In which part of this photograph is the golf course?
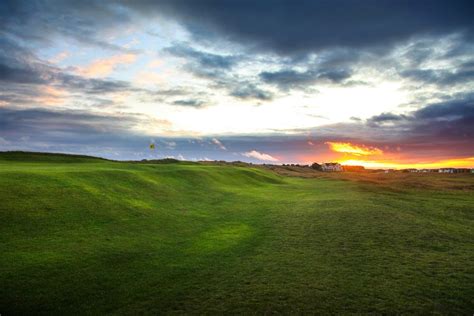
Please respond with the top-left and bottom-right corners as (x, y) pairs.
(1, 152), (473, 314)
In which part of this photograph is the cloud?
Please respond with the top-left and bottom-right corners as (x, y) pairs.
(414, 96), (474, 120)
(393, 36), (474, 87)
(148, 59), (162, 68)
(142, 87), (207, 106)
(0, 0), (135, 52)
(7, 1), (470, 58)
(49, 51), (70, 64)
(141, 0), (474, 56)
(76, 54), (137, 77)
(0, 103), (472, 165)
(172, 99), (206, 107)
(0, 107), (143, 136)
(165, 44), (238, 69)
(367, 93), (474, 127)
(211, 138), (226, 150)
(0, 62), (49, 84)
(260, 68), (351, 90)
(0, 136), (10, 146)
(0, 106), (175, 159)
(0, 38), (139, 107)
(325, 142), (383, 156)
(160, 140), (176, 149)
(0, 38), (53, 85)
(163, 43), (273, 101)
(366, 112), (408, 126)
(242, 150), (278, 162)
(59, 74), (134, 95)
(228, 84), (273, 100)
(400, 64), (474, 86)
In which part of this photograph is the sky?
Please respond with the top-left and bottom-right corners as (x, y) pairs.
(1, 0), (474, 168)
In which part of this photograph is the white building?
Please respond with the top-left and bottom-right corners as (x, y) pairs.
(321, 162), (343, 172)
(439, 168), (455, 173)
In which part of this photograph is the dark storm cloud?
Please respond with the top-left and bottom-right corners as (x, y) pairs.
(1, 2), (471, 67)
(144, 0), (474, 95)
(128, 0), (474, 56)
(6, 1), (470, 56)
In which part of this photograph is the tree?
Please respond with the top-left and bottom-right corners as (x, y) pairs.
(311, 162), (322, 171)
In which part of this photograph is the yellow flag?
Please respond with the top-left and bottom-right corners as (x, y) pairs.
(149, 143), (155, 150)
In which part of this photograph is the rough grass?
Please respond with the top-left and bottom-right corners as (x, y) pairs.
(0, 152), (473, 314)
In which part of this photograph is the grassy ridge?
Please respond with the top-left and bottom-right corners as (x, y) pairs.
(0, 152), (473, 314)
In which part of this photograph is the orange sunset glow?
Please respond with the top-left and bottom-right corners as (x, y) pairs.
(322, 141), (474, 169)
(339, 158), (474, 169)
(325, 142), (383, 156)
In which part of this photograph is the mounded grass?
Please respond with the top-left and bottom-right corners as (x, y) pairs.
(1, 152), (473, 314)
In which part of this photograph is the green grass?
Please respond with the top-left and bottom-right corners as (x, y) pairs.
(0, 152), (473, 314)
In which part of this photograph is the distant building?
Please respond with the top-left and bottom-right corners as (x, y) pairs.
(439, 168), (455, 173)
(438, 168), (473, 173)
(321, 162), (343, 172)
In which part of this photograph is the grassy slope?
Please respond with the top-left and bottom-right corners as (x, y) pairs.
(0, 152), (473, 314)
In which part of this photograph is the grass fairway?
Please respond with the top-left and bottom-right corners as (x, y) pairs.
(1, 152), (473, 314)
